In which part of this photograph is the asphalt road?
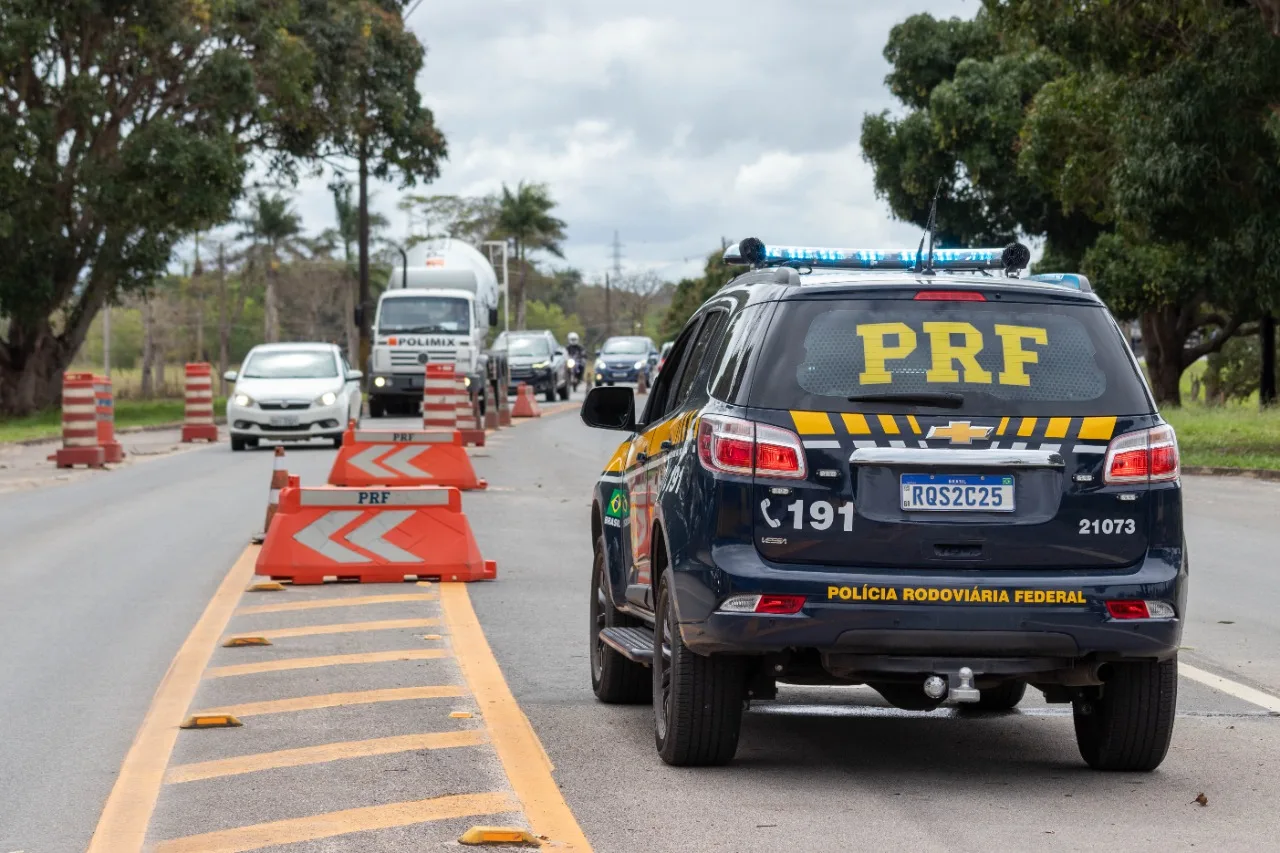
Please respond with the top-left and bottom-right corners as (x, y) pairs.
(1, 399), (1278, 852)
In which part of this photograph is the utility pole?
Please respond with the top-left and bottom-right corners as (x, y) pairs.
(604, 273), (612, 337)
(102, 303), (110, 376)
(611, 230), (624, 279)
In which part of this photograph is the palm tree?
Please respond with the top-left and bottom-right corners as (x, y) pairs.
(237, 190), (305, 343)
(494, 181), (567, 329)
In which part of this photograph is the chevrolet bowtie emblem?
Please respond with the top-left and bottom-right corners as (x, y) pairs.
(927, 421), (993, 445)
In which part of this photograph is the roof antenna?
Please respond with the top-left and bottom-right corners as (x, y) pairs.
(913, 178), (944, 276)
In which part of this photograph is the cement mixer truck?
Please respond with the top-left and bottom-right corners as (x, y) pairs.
(366, 237), (501, 418)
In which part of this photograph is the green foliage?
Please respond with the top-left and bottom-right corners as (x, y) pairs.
(862, 1), (1280, 404)
(523, 300), (584, 345)
(494, 182), (568, 328)
(661, 249), (737, 340)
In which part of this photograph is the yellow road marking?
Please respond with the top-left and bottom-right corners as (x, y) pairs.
(237, 593), (435, 615)
(440, 584), (592, 851)
(206, 648), (447, 678)
(223, 617), (439, 642)
(194, 686), (468, 718)
(165, 730), (485, 784)
(87, 546), (260, 853)
(153, 792), (519, 853)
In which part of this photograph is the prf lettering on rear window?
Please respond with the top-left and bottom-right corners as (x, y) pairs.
(855, 322), (1048, 386)
(358, 491), (392, 504)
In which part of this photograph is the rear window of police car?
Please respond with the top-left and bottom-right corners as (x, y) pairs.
(748, 298), (1150, 416)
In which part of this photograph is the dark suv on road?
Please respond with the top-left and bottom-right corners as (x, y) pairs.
(494, 330), (570, 403)
(582, 240), (1185, 771)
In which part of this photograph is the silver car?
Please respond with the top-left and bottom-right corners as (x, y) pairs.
(224, 343), (363, 451)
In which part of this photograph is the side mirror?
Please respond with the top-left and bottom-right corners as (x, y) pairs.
(555, 348), (565, 356)
(347, 369), (363, 381)
(594, 349), (602, 357)
(223, 370), (238, 382)
(648, 354), (659, 365)
(581, 386), (635, 432)
(488, 307), (499, 326)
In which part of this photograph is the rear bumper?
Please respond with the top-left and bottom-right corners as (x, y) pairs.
(674, 545), (1187, 664)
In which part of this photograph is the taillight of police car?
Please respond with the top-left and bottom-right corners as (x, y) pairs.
(718, 594), (807, 615)
(1105, 600), (1176, 619)
(1103, 424), (1179, 485)
(697, 414), (807, 479)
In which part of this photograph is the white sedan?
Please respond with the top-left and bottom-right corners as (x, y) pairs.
(224, 343), (363, 451)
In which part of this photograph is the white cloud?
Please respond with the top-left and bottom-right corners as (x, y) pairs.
(284, 0), (979, 281)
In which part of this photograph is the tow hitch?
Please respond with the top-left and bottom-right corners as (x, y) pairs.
(923, 667), (982, 704)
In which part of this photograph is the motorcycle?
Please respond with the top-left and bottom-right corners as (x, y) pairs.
(567, 354), (585, 392)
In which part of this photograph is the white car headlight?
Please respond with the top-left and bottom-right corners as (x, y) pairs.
(595, 359), (605, 371)
(633, 359), (646, 370)
(316, 391), (338, 406)
(233, 393), (253, 407)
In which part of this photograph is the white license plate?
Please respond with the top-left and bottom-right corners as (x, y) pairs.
(268, 415), (300, 427)
(900, 473), (1015, 512)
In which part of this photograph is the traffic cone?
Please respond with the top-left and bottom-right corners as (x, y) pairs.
(512, 382), (541, 418)
(251, 447), (289, 544)
(636, 369), (649, 396)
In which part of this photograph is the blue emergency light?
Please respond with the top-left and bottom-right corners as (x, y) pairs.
(723, 238), (1028, 273)
(1027, 272), (1092, 292)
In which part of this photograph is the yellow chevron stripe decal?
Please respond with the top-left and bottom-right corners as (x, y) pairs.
(996, 416), (1010, 436)
(790, 410), (835, 435)
(906, 415), (922, 435)
(841, 413), (871, 435)
(1045, 417), (1071, 439)
(1078, 416), (1117, 441)
(878, 414), (900, 435)
(1016, 417), (1038, 437)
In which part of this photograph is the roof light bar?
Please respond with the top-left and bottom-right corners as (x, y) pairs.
(723, 238), (1030, 273)
(1028, 273), (1093, 293)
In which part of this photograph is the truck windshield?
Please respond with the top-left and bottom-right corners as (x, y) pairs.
(379, 296), (470, 334)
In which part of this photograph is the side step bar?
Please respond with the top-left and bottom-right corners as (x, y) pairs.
(600, 626), (655, 666)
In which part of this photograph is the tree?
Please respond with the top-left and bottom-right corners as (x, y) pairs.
(661, 248), (737, 340)
(400, 193), (500, 246)
(236, 191), (306, 343)
(295, 0), (447, 374)
(494, 182), (568, 329)
(0, 0), (326, 414)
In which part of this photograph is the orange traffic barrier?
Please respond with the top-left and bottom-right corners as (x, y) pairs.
(512, 382), (541, 418)
(423, 363), (458, 431)
(455, 373), (485, 446)
(327, 425), (486, 490)
(255, 484), (497, 584)
(55, 372), (106, 468)
(182, 363), (218, 442)
(93, 375), (125, 463)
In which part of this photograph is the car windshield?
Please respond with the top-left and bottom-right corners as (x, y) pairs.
(503, 336), (551, 356)
(241, 351), (338, 379)
(602, 339), (647, 355)
(378, 296), (469, 334)
(749, 297), (1151, 416)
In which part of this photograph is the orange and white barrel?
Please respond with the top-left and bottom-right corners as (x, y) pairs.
(181, 362), (218, 442)
(94, 374), (125, 463)
(54, 373), (106, 468)
(423, 363), (459, 431)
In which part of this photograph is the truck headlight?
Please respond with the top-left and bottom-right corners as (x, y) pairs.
(316, 391), (338, 406)
(373, 376), (387, 388)
(233, 393), (253, 407)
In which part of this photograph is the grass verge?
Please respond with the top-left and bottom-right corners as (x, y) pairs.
(0, 398), (226, 444)
(1162, 405), (1280, 471)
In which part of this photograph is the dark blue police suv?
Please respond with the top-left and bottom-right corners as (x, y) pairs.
(581, 239), (1185, 771)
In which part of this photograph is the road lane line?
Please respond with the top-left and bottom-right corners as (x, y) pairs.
(236, 592), (436, 615)
(164, 730), (486, 783)
(1180, 663), (1280, 713)
(206, 648), (447, 678)
(223, 617), (440, 641)
(153, 791), (519, 853)
(194, 685), (468, 718)
(440, 583), (593, 852)
(87, 545), (260, 853)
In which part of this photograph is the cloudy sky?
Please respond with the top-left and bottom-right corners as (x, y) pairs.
(291, 0), (977, 282)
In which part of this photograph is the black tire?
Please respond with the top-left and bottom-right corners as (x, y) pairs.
(558, 380), (570, 401)
(231, 437), (246, 452)
(590, 536), (650, 704)
(973, 680), (1027, 711)
(1073, 658), (1177, 771)
(544, 383), (556, 403)
(653, 571), (746, 766)
(332, 434), (344, 448)
(369, 398), (385, 418)
(606, 381), (615, 387)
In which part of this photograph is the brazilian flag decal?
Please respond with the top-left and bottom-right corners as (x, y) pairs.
(606, 488), (629, 518)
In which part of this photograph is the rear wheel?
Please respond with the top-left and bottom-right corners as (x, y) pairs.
(589, 536), (650, 704)
(1074, 658), (1177, 771)
(653, 571), (746, 766)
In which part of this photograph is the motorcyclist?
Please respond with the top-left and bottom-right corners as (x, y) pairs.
(566, 332), (585, 389)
